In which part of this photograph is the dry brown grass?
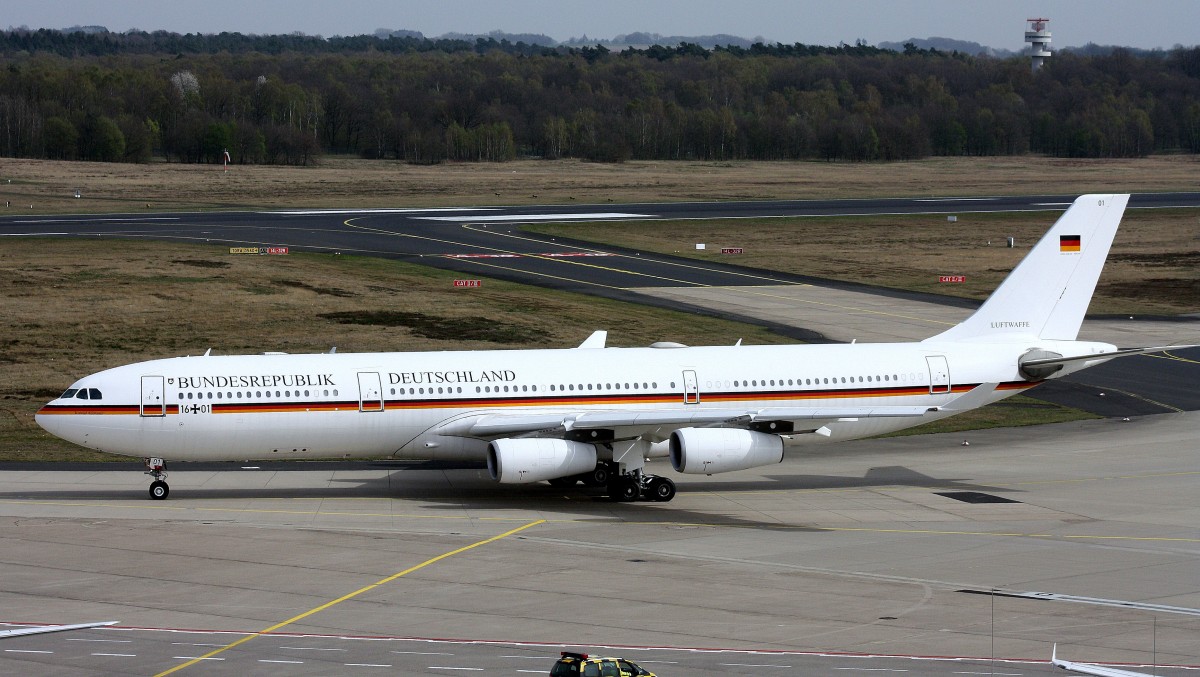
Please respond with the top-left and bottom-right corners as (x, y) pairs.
(2, 155), (1199, 214)
(532, 209), (1200, 315)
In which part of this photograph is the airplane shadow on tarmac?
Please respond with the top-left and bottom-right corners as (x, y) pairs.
(0, 462), (1018, 530)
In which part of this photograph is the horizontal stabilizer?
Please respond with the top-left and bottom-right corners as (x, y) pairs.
(1022, 344), (1200, 370)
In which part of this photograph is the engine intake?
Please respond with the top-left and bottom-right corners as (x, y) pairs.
(487, 438), (597, 484)
(669, 428), (784, 475)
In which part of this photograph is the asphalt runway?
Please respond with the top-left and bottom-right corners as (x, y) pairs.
(1, 413), (1197, 675)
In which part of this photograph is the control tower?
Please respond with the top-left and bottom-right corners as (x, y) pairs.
(1025, 18), (1051, 72)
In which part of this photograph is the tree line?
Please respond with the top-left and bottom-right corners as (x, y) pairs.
(2, 29), (1198, 165)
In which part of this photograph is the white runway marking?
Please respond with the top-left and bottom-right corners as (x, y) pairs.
(13, 217), (180, 223)
(419, 212), (651, 222)
(93, 652), (138, 657)
(268, 208), (497, 215)
(914, 198), (998, 202)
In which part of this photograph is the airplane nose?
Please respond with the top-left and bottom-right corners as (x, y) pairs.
(35, 405), (78, 443)
(35, 407), (62, 436)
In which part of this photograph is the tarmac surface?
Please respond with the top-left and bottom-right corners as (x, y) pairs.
(1, 413), (1198, 675)
(2, 193), (1198, 675)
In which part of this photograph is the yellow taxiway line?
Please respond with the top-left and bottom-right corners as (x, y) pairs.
(153, 519), (545, 676)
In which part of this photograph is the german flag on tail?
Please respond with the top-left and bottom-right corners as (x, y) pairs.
(1060, 234), (1081, 252)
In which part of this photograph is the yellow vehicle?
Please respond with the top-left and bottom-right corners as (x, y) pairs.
(550, 651), (657, 677)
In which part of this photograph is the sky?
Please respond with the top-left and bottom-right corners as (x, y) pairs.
(6, 0), (1198, 51)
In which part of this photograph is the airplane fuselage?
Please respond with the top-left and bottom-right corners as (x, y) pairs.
(35, 338), (1112, 463)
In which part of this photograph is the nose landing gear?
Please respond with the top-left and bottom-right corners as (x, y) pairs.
(144, 457), (169, 500)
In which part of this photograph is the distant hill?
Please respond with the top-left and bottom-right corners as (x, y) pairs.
(878, 37), (1015, 57)
(565, 32), (764, 49)
(14, 25), (1184, 56)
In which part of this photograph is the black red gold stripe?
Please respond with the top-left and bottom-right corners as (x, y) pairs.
(36, 404), (181, 416)
(37, 381), (1037, 416)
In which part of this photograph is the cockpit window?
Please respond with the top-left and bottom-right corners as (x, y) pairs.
(88, 388), (102, 400)
(76, 390), (89, 400)
(60, 389), (78, 399)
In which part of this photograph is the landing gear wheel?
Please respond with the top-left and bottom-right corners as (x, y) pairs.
(582, 463), (610, 487)
(149, 480), (169, 500)
(646, 477), (676, 502)
(144, 457), (169, 500)
(608, 476), (640, 502)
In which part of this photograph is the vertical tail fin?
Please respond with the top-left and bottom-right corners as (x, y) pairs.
(927, 194), (1129, 343)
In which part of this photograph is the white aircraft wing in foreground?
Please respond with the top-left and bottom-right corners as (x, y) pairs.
(0, 621), (118, 639)
(1051, 644), (1159, 676)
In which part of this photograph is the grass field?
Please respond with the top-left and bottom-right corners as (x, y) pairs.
(529, 208), (1200, 315)
(5, 155), (1192, 461)
(2, 155), (1200, 214)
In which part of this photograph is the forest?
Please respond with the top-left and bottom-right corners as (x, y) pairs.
(2, 29), (1199, 165)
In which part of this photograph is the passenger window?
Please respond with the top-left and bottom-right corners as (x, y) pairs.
(583, 665), (601, 677)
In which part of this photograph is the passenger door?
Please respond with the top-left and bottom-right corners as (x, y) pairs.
(357, 372), (384, 412)
(682, 369), (700, 404)
(140, 375), (166, 417)
(926, 355), (951, 394)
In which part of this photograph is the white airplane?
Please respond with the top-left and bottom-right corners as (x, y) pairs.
(1051, 643), (1158, 676)
(35, 194), (1183, 501)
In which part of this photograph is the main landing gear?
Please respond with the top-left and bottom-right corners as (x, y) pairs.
(609, 468), (676, 503)
(144, 457), (169, 500)
(547, 463), (676, 502)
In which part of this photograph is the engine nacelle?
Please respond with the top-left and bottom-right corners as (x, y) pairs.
(487, 438), (598, 484)
(669, 428), (784, 474)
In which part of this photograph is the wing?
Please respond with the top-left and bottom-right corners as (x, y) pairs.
(437, 404), (939, 440)
(436, 383), (1000, 441)
(0, 621), (118, 639)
